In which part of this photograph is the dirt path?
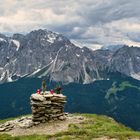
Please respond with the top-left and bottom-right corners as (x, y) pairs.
(2, 115), (85, 136)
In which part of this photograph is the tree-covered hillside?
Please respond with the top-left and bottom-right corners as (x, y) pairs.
(0, 72), (140, 130)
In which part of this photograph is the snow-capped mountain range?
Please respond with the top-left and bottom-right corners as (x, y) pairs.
(0, 29), (140, 84)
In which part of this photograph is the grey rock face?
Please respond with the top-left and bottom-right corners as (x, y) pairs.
(0, 29), (140, 84)
(109, 46), (140, 80)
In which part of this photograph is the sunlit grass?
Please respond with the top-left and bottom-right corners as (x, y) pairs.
(1, 114), (140, 140)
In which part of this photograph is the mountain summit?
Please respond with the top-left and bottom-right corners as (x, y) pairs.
(0, 29), (140, 84)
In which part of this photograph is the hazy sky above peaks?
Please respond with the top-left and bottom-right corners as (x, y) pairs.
(0, 0), (140, 49)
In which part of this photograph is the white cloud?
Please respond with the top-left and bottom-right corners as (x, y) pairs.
(0, 0), (140, 48)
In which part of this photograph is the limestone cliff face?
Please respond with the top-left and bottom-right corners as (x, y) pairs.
(0, 29), (140, 84)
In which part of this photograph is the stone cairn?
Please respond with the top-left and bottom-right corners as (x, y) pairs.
(0, 92), (67, 132)
(30, 92), (67, 125)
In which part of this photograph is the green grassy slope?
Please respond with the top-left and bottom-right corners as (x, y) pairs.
(1, 114), (140, 140)
(105, 81), (140, 99)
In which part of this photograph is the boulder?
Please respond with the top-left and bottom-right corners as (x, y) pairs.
(32, 116), (46, 121)
(42, 101), (51, 105)
(0, 116), (33, 131)
(58, 115), (66, 121)
(44, 94), (53, 98)
(0, 127), (6, 132)
(31, 94), (45, 102)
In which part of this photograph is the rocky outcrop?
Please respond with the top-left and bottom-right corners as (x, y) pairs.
(0, 116), (33, 132)
(30, 93), (67, 125)
(0, 29), (140, 84)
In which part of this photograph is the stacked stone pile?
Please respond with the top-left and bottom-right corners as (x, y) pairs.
(30, 93), (67, 124)
(0, 116), (33, 132)
(0, 93), (67, 132)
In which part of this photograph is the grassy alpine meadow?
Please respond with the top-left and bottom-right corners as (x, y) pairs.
(0, 114), (140, 140)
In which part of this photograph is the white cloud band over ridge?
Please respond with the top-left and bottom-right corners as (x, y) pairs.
(0, 0), (140, 49)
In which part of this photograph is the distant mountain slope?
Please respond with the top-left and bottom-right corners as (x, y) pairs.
(109, 46), (140, 80)
(0, 29), (140, 84)
(0, 72), (140, 130)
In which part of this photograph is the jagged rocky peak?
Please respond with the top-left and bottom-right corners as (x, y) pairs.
(0, 29), (140, 84)
(27, 29), (70, 45)
(109, 46), (140, 80)
(0, 29), (86, 84)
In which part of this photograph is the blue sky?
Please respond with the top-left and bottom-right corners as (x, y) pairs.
(0, 0), (140, 49)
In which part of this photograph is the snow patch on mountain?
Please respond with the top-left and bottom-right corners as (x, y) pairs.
(76, 54), (80, 57)
(0, 72), (5, 81)
(57, 37), (63, 41)
(0, 38), (6, 42)
(131, 72), (140, 80)
(12, 59), (17, 64)
(29, 68), (41, 76)
(11, 39), (20, 51)
(67, 76), (74, 83)
(136, 56), (140, 59)
(47, 33), (57, 43)
(0, 70), (12, 83)
(7, 77), (13, 82)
